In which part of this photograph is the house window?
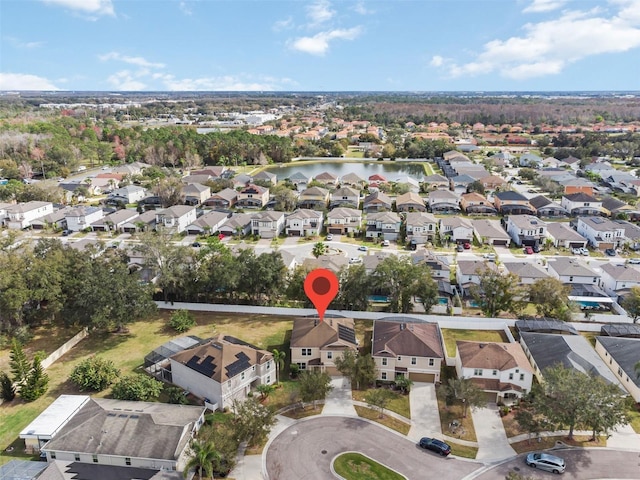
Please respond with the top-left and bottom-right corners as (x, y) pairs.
(519, 374), (525, 381)
(297, 363), (306, 370)
(397, 356), (402, 361)
(241, 372), (245, 380)
(473, 369), (483, 376)
(429, 359), (434, 366)
(593, 277), (597, 283)
(74, 454), (80, 462)
(492, 370), (498, 376)
(411, 357), (417, 365)
(266, 375), (271, 384)
(125, 457), (131, 466)
(50, 452), (56, 459)
(327, 352), (333, 359)
(92, 455), (98, 463)
(227, 380), (231, 387)
(569, 276), (573, 282)
(618, 367), (623, 376)
(509, 373), (514, 380)
(381, 372), (387, 380)
(382, 358), (388, 366)
(302, 348), (311, 356)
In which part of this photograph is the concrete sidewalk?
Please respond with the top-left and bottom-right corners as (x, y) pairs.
(471, 403), (516, 461)
(407, 382), (443, 443)
(322, 376), (357, 416)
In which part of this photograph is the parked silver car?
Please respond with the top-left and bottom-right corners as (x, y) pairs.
(526, 452), (565, 474)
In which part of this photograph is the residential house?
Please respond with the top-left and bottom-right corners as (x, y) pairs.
(601, 196), (635, 217)
(546, 257), (599, 285)
(368, 173), (388, 187)
(561, 193), (605, 216)
(519, 153), (543, 168)
(329, 186), (360, 209)
(595, 337), (640, 402)
(559, 156), (582, 171)
(314, 171), (339, 187)
(365, 211), (402, 240)
(303, 254), (350, 273)
(112, 162), (149, 176)
(218, 212), (253, 237)
(120, 209), (156, 233)
(598, 263), (640, 298)
(108, 185), (147, 205)
(449, 174), (477, 194)
(479, 175), (507, 191)
(251, 211), (285, 238)
(363, 191), (392, 213)
(456, 260), (498, 296)
(155, 206), (197, 234)
(236, 184), (269, 209)
(439, 217), (473, 244)
(472, 219), (511, 246)
(170, 334), (274, 410)
(181, 174), (213, 185)
(288, 171), (310, 187)
(395, 192), (426, 212)
(340, 172), (366, 188)
(91, 209), (139, 232)
(30, 207), (71, 231)
(372, 320), (444, 383)
(519, 332), (625, 389)
(422, 174), (450, 190)
(285, 209), (323, 237)
(545, 222), (588, 249)
(297, 186), (329, 210)
(65, 206), (104, 232)
(493, 191), (535, 215)
(411, 250), (451, 280)
(561, 177), (596, 196)
(460, 192), (496, 214)
(232, 173), (253, 188)
(529, 195), (568, 217)
(393, 175), (421, 193)
(405, 212), (438, 243)
(5, 201), (54, 229)
(576, 216), (625, 249)
(502, 261), (550, 285)
(191, 166), (226, 179)
(290, 317), (358, 375)
(455, 341), (533, 403)
(427, 190), (461, 214)
(181, 183), (211, 206)
(58, 181), (98, 203)
(505, 215), (547, 247)
(203, 188), (237, 209)
(185, 210), (229, 236)
(39, 396), (205, 472)
(253, 170), (277, 185)
(325, 207), (362, 235)
(618, 220), (640, 249)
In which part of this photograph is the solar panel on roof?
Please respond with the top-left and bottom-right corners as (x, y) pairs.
(337, 324), (356, 344)
(186, 354), (216, 378)
(226, 351), (252, 378)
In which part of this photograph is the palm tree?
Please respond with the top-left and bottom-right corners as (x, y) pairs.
(183, 440), (220, 480)
(272, 349), (286, 385)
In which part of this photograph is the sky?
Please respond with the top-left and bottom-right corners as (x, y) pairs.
(1, 0), (640, 92)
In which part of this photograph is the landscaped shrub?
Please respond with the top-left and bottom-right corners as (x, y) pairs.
(111, 374), (163, 401)
(166, 386), (188, 404)
(0, 371), (16, 401)
(70, 356), (120, 392)
(168, 309), (196, 333)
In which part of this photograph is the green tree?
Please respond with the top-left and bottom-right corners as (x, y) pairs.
(271, 349), (286, 385)
(469, 267), (524, 318)
(255, 383), (275, 400)
(364, 388), (394, 418)
(622, 286), (640, 323)
(467, 180), (486, 195)
(169, 309), (197, 333)
(394, 375), (413, 394)
(298, 370), (333, 408)
(166, 386), (188, 405)
(372, 256), (438, 313)
(20, 354), (49, 402)
(111, 374), (163, 401)
(334, 264), (371, 311)
(232, 397), (276, 447)
(514, 396), (552, 444)
(441, 377), (486, 418)
(0, 371), (16, 401)
(312, 242), (327, 258)
(69, 356), (120, 391)
(528, 278), (575, 321)
(183, 440), (220, 480)
(9, 339), (30, 387)
(334, 351), (376, 390)
(582, 377), (629, 440)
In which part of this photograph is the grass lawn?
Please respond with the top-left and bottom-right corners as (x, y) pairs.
(352, 388), (410, 419)
(354, 406), (411, 435)
(333, 452), (405, 480)
(440, 329), (508, 358)
(0, 311), (292, 465)
(510, 435), (606, 454)
(627, 407), (640, 434)
(280, 405), (322, 419)
(449, 443), (478, 459)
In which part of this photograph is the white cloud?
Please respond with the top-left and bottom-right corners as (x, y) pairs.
(353, 1), (374, 15)
(430, 55), (444, 67)
(434, 1), (640, 80)
(273, 16), (293, 32)
(5, 37), (44, 49)
(106, 70), (147, 91)
(0, 73), (60, 90)
(523, 0), (567, 13)
(98, 52), (165, 69)
(179, 0), (193, 15)
(290, 27), (362, 55)
(307, 0), (335, 26)
(152, 73), (287, 91)
(41, 0), (114, 17)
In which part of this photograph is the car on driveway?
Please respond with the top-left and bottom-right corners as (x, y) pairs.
(382, 239), (390, 247)
(349, 257), (362, 264)
(605, 248), (617, 256)
(418, 437), (451, 457)
(456, 244), (464, 252)
(326, 234), (334, 241)
(525, 452), (565, 474)
(463, 242), (471, 249)
(358, 245), (368, 252)
(524, 246), (534, 254)
(580, 247), (589, 256)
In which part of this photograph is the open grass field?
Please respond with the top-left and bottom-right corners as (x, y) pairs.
(333, 452), (405, 480)
(441, 329), (508, 358)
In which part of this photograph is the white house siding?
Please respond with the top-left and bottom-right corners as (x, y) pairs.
(6, 202), (54, 229)
(374, 356), (441, 383)
(169, 360), (223, 407)
(46, 451), (177, 471)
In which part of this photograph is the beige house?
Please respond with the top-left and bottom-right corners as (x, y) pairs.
(297, 186), (329, 210)
(372, 320), (444, 383)
(395, 192), (426, 212)
(595, 336), (640, 402)
(290, 317), (358, 375)
(326, 207), (362, 235)
(182, 183), (211, 206)
(330, 186), (360, 209)
(237, 184), (269, 208)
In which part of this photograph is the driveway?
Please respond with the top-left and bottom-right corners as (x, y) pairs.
(471, 404), (516, 462)
(407, 382), (442, 442)
(265, 416), (481, 480)
(322, 376), (357, 416)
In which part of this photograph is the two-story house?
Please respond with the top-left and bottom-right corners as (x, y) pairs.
(505, 215), (547, 247)
(251, 211), (285, 238)
(363, 191), (392, 213)
(108, 185), (147, 205)
(297, 186), (329, 210)
(236, 184), (269, 208)
(456, 260), (498, 296)
(455, 341), (533, 404)
(460, 192), (497, 214)
(203, 187), (238, 209)
(502, 261), (550, 285)
(595, 337), (640, 402)
(285, 209), (323, 237)
(493, 191), (535, 215)
(329, 186), (360, 209)
(365, 211), (402, 240)
(439, 217), (473, 244)
(546, 257), (600, 285)
(185, 210), (229, 236)
(325, 207), (362, 235)
(472, 218), (511, 246)
(576, 216), (625, 249)
(405, 211), (437, 243)
(314, 171), (339, 187)
(155, 205), (197, 233)
(372, 320), (445, 383)
(182, 183), (211, 206)
(422, 174), (450, 190)
(598, 263), (640, 298)
(5, 201), (54, 229)
(290, 317), (358, 375)
(427, 190), (461, 213)
(560, 193), (605, 216)
(65, 206), (104, 232)
(395, 192), (426, 212)
(170, 334), (274, 410)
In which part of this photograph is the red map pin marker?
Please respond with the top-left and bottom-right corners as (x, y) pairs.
(304, 268), (339, 322)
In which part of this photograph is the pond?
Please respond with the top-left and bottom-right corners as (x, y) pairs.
(261, 159), (430, 182)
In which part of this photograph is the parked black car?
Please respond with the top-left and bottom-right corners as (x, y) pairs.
(418, 437), (451, 456)
(605, 248), (616, 256)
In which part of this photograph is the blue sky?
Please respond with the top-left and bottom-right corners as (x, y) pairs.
(1, 0), (640, 91)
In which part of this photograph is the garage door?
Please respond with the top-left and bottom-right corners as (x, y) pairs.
(409, 372), (435, 383)
(493, 240), (508, 246)
(569, 242), (583, 248)
(484, 391), (497, 403)
(329, 228), (342, 234)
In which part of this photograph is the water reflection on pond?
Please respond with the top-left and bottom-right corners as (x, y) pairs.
(262, 160), (429, 182)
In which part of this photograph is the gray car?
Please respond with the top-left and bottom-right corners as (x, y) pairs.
(526, 452), (565, 474)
